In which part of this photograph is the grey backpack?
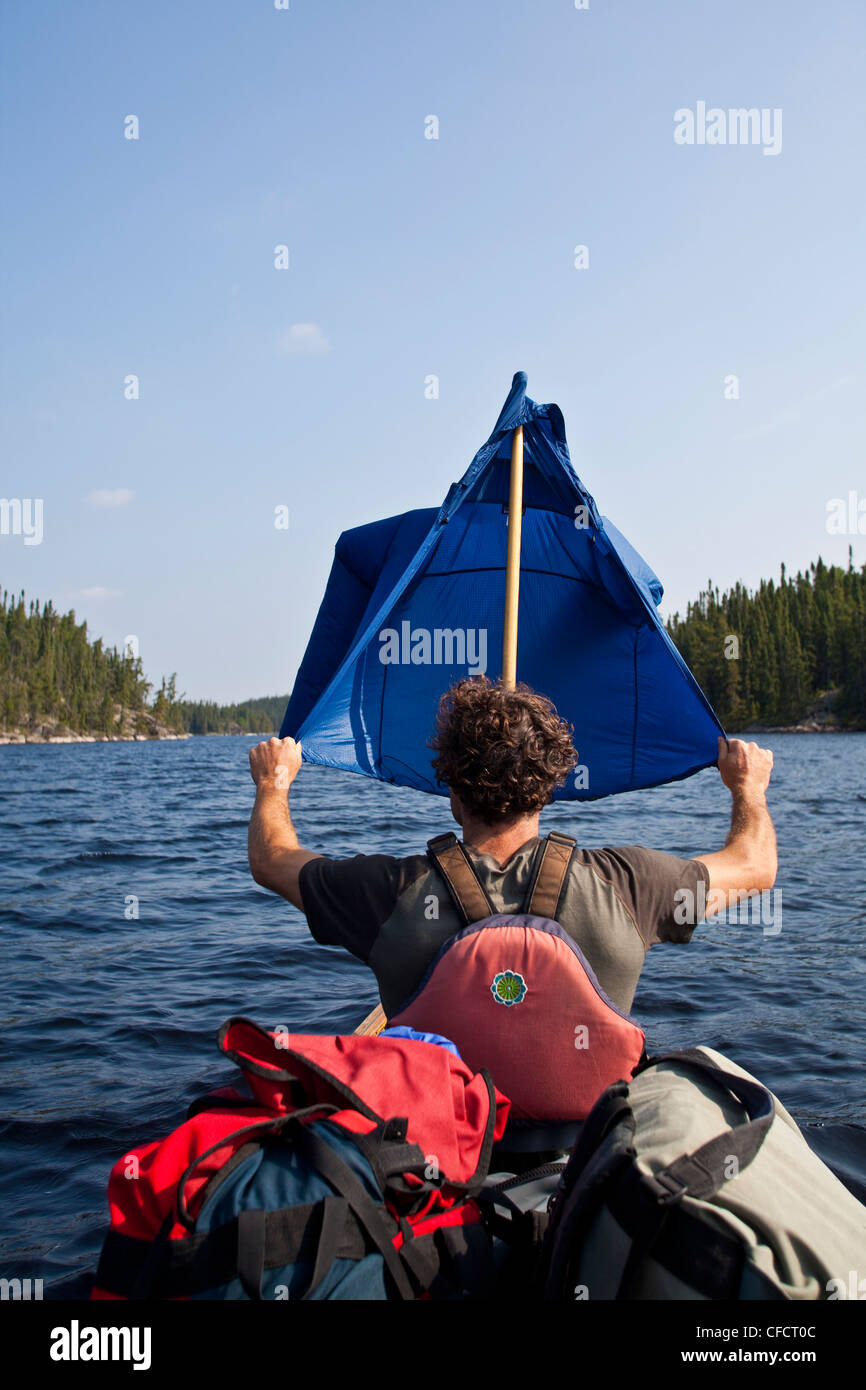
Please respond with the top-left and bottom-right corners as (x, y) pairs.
(541, 1047), (866, 1301)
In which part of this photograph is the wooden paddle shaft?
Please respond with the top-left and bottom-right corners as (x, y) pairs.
(355, 1002), (387, 1035)
(501, 424), (524, 689)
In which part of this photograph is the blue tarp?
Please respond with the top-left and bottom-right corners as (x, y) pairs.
(281, 372), (724, 800)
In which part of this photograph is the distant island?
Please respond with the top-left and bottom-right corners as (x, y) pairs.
(1, 553), (864, 743)
(0, 588), (286, 745)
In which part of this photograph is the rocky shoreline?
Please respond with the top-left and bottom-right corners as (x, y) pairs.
(0, 727), (191, 745)
(0, 707), (190, 746)
(738, 691), (862, 735)
(0, 720), (277, 745)
(739, 723), (849, 734)
(0, 732), (191, 744)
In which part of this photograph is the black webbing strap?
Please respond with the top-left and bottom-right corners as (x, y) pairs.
(541, 1084), (637, 1301)
(396, 1218), (442, 1293)
(186, 1091), (258, 1121)
(448, 1069), (500, 1196)
(435, 1219), (498, 1299)
(610, 1166), (751, 1300)
(357, 1069), (499, 1202)
(610, 1050), (776, 1299)
(175, 1110), (314, 1230)
(237, 1208), (266, 1300)
(95, 1199), (371, 1300)
(293, 1125), (416, 1300)
(558, 1081), (633, 1181)
(638, 1049), (775, 1206)
(351, 1117), (430, 1196)
(477, 1159), (569, 1286)
(523, 832), (576, 918)
(477, 1180), (555, 1266)
(127, 1212), (174, 1302)
(304, 1195), (351, 1300)
(427, 832), (495, 926)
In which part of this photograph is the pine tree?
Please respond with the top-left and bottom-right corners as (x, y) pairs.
(667, 557), (866, 729)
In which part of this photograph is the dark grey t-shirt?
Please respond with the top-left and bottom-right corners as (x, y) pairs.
(299, 837), (709, 1018)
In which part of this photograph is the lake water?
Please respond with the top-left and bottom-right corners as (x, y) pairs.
(1, 733), (864, 1296)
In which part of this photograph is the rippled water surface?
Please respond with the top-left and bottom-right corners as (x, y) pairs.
(1, 733), (864, 1295)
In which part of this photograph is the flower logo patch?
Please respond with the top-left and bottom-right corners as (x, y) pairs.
(490, 970), (527, 1007)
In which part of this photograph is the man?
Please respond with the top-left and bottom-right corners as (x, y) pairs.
(247, 678), (776, 1021)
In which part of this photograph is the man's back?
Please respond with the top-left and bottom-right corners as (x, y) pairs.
(249, 676), (775, 1044)
(298, 836), (709, 1017)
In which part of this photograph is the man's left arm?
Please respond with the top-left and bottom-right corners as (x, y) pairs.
(248, 737), (321, 910)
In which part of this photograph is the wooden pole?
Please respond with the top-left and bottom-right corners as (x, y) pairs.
(501, 424), (524, 689)
(355, 1002), (387, 1036)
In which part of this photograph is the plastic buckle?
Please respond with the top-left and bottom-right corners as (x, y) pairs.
(647, 1169), (688, 1206)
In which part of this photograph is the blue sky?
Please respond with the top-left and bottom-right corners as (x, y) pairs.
(1, 0), (864, 703)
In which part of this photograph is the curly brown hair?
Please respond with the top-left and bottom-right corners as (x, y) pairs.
(429, 677), (577, 822)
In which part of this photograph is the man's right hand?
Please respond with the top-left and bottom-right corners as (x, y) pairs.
(248, 737), (320, 909)
(716, 737), (774, 798)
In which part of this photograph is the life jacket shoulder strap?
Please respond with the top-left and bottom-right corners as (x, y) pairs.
(426, 830), (577, 927)
(427, 833), (494, 926)
(523, 831), (576, 919)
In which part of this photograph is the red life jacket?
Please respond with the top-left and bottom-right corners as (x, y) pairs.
(390, 831), (646, 1124)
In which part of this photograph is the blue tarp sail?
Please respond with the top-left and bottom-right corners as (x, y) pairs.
(281, 372), (724, 801)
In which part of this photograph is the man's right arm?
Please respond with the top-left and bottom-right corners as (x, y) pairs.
(248, 737), (321, 911)
(695, 737), (777, 917)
